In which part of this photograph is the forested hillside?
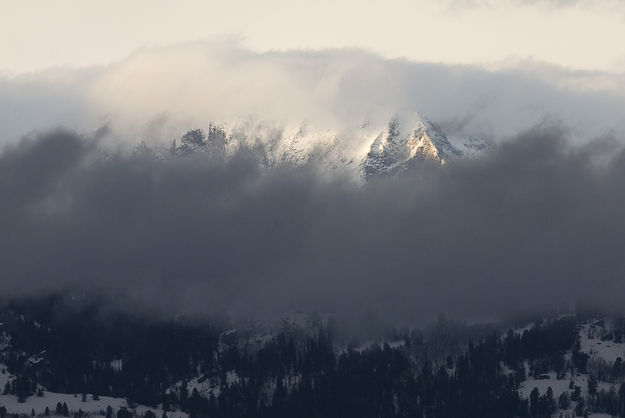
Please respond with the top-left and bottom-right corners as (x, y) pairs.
(0, 297), (623, 418)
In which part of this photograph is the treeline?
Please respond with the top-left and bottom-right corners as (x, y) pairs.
(0, 403), (166, 418)
(0, 295), (224, 406)
(3, 296), (625, 417)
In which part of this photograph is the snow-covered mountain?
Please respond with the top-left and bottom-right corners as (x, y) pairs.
(167, 113), (492, 179)
(362, 114), (490, 177)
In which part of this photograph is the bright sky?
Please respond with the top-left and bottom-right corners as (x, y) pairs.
(2, 0), (625, 74)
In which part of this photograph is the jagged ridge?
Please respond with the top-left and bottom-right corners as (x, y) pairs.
(167, 113), (492, 179)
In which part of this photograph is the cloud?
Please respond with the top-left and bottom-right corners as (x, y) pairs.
(445, 0), (625, 10)
(1, 42), (625, 150)
(2, 43), (625, 324)
(1, 127), (625, 324)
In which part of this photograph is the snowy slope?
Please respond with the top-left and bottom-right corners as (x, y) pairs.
(514, 318), (625, 417)
(519, 371), (615, 399)
(580, 320), (625, 363)
(0, 365), (186, 418)
(168, 113), (491, 180)
(0, 391), (187, 418)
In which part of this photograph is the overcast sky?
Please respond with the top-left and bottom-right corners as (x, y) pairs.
(2, 0), (625, 146)
(3, 0), (625, 74)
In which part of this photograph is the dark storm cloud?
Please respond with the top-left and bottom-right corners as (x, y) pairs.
(1, 128), (625, 323)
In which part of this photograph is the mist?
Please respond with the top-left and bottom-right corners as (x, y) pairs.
(2, 42), (625, 148)
(1, 125), (624, 324)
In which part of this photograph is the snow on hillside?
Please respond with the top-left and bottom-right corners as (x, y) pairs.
(184, 370), (241, 399)
(516, 318), (625, 417)
(580, 321), (625, 363)
(0, 389), (188, 418)
(352, 340), (406, 353)
(519, 371), (615, 399)
(513, 323), (536, 336)
(447, 135), (493, 158)
(0, 364), (185, 418)
(0, 391), (186, 418)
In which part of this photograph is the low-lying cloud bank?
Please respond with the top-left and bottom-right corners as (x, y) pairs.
(1, 127), (624, 323)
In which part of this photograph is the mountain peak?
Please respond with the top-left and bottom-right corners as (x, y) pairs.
(168, 113), (491, 179)
(362, 113), (486, 177)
